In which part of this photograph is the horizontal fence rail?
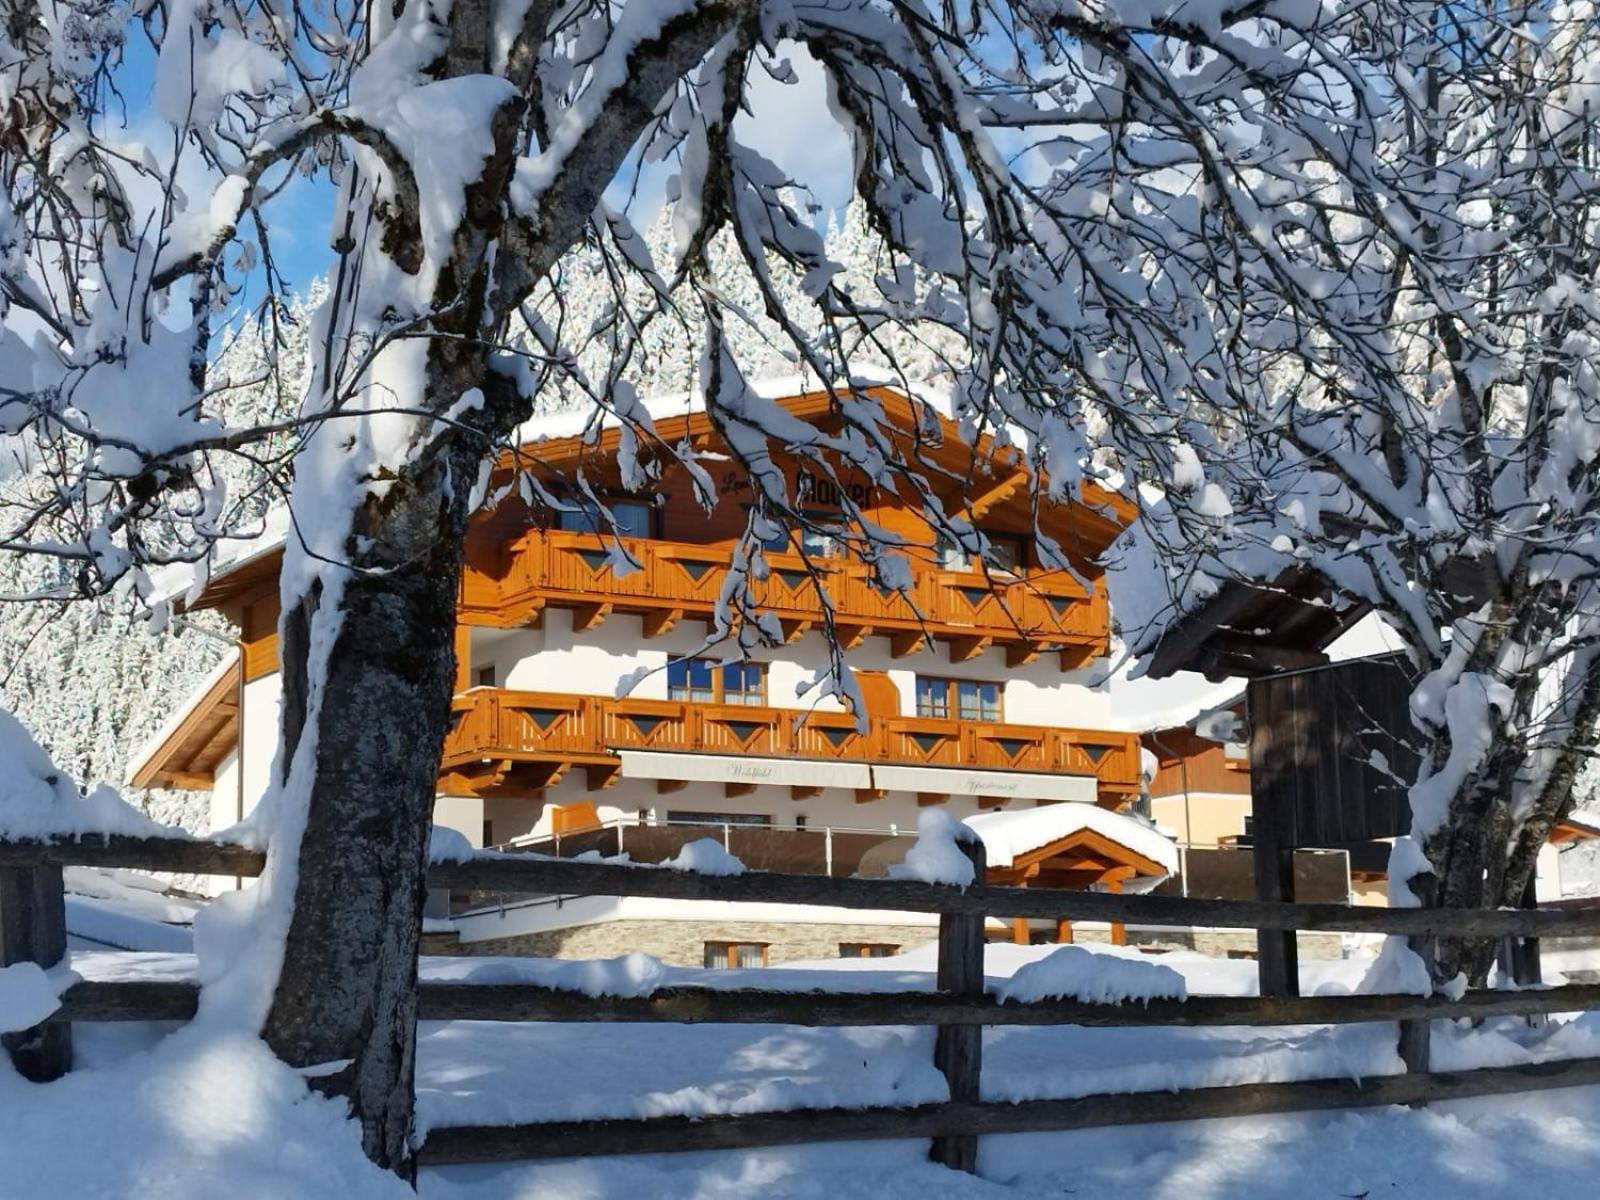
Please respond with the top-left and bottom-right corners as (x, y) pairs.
(10, 831), (1600, 1174)
(52, 978), (1600, 1030)
(4, 834), (1598, 940)
(415, 1057), (1600, 1165)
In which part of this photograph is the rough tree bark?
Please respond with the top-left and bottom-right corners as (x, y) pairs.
(254, 0), (759, 1175)
(264, 422), (482, 1176)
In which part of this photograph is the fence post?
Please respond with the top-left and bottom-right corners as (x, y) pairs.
(1509, 873), (1542, 988)
(931, 836), (986, 1174)
(0, 863), (71, 1081)
(1398, 873), (1437, 1077)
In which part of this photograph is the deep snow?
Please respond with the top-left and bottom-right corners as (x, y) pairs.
(11, 938), (1598, 1199)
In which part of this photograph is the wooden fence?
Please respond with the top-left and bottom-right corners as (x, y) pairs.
(6, 833), (1600, 1172)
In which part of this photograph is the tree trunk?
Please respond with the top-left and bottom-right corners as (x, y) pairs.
(262, 435), (477, 1178)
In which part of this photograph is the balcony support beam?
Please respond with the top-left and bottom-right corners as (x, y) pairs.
(641, 608), (684, 639)
(917, 792), (949, 807)
(890, 630), (931, 659)
(855, 788), (889, 804)
(526, 761), (569, 792)
(571, 602), (613, 633)
(977, 795), (1010, 810)
(791, 786), (823, 801)
(835, 624), (870, 651)
(949, 635), (992, 664)
(779, 619), (812, 645)
(968, 468), (1030, 520)
(1005, 643), (1042, 669)
(657, 779), (688, 795)
(586, 764), (621, 791)
(725, 782), (758, 799)
(1059, 645), (1099, 672)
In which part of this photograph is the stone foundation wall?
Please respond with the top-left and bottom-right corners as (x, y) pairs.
(452, 920), (1347, 964)
(461, 919), (941, 966)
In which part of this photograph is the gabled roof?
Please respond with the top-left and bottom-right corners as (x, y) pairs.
(1141, 566), (1368, 681)
(168, 380), (1130, 616)
(964, 804), (1177, 875)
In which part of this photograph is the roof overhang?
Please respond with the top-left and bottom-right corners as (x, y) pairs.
(1143, 566), (1368, 681)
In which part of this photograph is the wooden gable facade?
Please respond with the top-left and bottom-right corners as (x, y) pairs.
(132, 386), (1145, 805)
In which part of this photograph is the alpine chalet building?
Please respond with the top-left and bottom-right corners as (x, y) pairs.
(132, 383), (1176, 963)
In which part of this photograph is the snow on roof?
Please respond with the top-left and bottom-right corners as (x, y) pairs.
(963, 804), (1178, 874)
(506, 368), (935, 446)
(1096, 654), (1244, 734)
(1098, 612), (1409, 737)
(150, 374), (933, 607)
(149, 505), (291, 608)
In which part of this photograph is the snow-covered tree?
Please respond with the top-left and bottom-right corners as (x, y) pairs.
(2, 0), (1565, 1172)
(1111, 3), (1600, 987)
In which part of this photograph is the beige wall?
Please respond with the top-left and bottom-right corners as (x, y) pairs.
(459, 919), (941, 966)
(1351, 879), (1388, 907)
(1150, 791), (1252, 848)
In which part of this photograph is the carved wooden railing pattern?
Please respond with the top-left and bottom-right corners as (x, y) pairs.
(442, 688), (1143, 799)
(461, 529), (1109, 657)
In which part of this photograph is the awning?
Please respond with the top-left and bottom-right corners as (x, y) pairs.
(616, 750), (1099, 803)
(871, 764), (1098, 803)
(617, 751), (872, 790)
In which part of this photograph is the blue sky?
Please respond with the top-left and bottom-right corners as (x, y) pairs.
(110, 32), (856, 308)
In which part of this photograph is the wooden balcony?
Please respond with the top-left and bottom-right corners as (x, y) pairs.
(460, 530), (1109, 665)
(439, 688), (1142, 804)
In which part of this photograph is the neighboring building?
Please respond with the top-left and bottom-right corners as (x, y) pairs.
(130, 383), (1168, 962)
(1141, 679), (1600, 907)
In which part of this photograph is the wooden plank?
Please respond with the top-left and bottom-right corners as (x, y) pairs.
(0, 865), (70, 1080)
(416, 1056), (1600, 1165)
(0, 836), (266, 877)
(422, 858), (1600, 939)
(931, 837), (986, 1172)
(9, 836), (1600, 940)
(43, 977), (1600, 1030)
(54, 980), (201, 1022)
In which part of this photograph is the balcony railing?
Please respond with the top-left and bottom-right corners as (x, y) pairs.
(442, 688), (1143, 801)
(460, 529), (1108, 657)
(494, 817), (918, 880)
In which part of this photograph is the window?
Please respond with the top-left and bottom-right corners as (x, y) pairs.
(937, 532), (1027, 574)
(667, 657), (715, 703)
(666, 811), (772, 827)
(915, 676), (1001, 722)
(555, 497), (655, 539)
(667, 657), (766, 705)
(839, 943), (900, 959)
(761, 508), (840, 557)
(482, 819), (495, 847)
(704, 941), (768, 969)
(957, 679), (1002, 722)
(474, 665), (496, 688)
(915, 676), (950, 719)
(721, 661), (763, 705)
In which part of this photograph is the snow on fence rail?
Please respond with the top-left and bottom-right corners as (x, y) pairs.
(7, 832), (1600, 1173)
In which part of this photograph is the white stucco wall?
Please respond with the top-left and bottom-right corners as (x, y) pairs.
(471, 607), (1112, 724)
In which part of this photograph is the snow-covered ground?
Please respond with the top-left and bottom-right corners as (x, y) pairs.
(8, 937), (1598, 1198)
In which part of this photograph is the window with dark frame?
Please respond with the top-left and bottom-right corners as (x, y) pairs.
(474, 664), (496, 688)
(839, 943), (900, 959)
(667, 657), (766, 706)
(703, 941), (769, 969)
(666, 811), (773, 827)
(553, 497), (655, 539)
(915, 676), (1002, 722)
(937, 531), (1029, 574)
